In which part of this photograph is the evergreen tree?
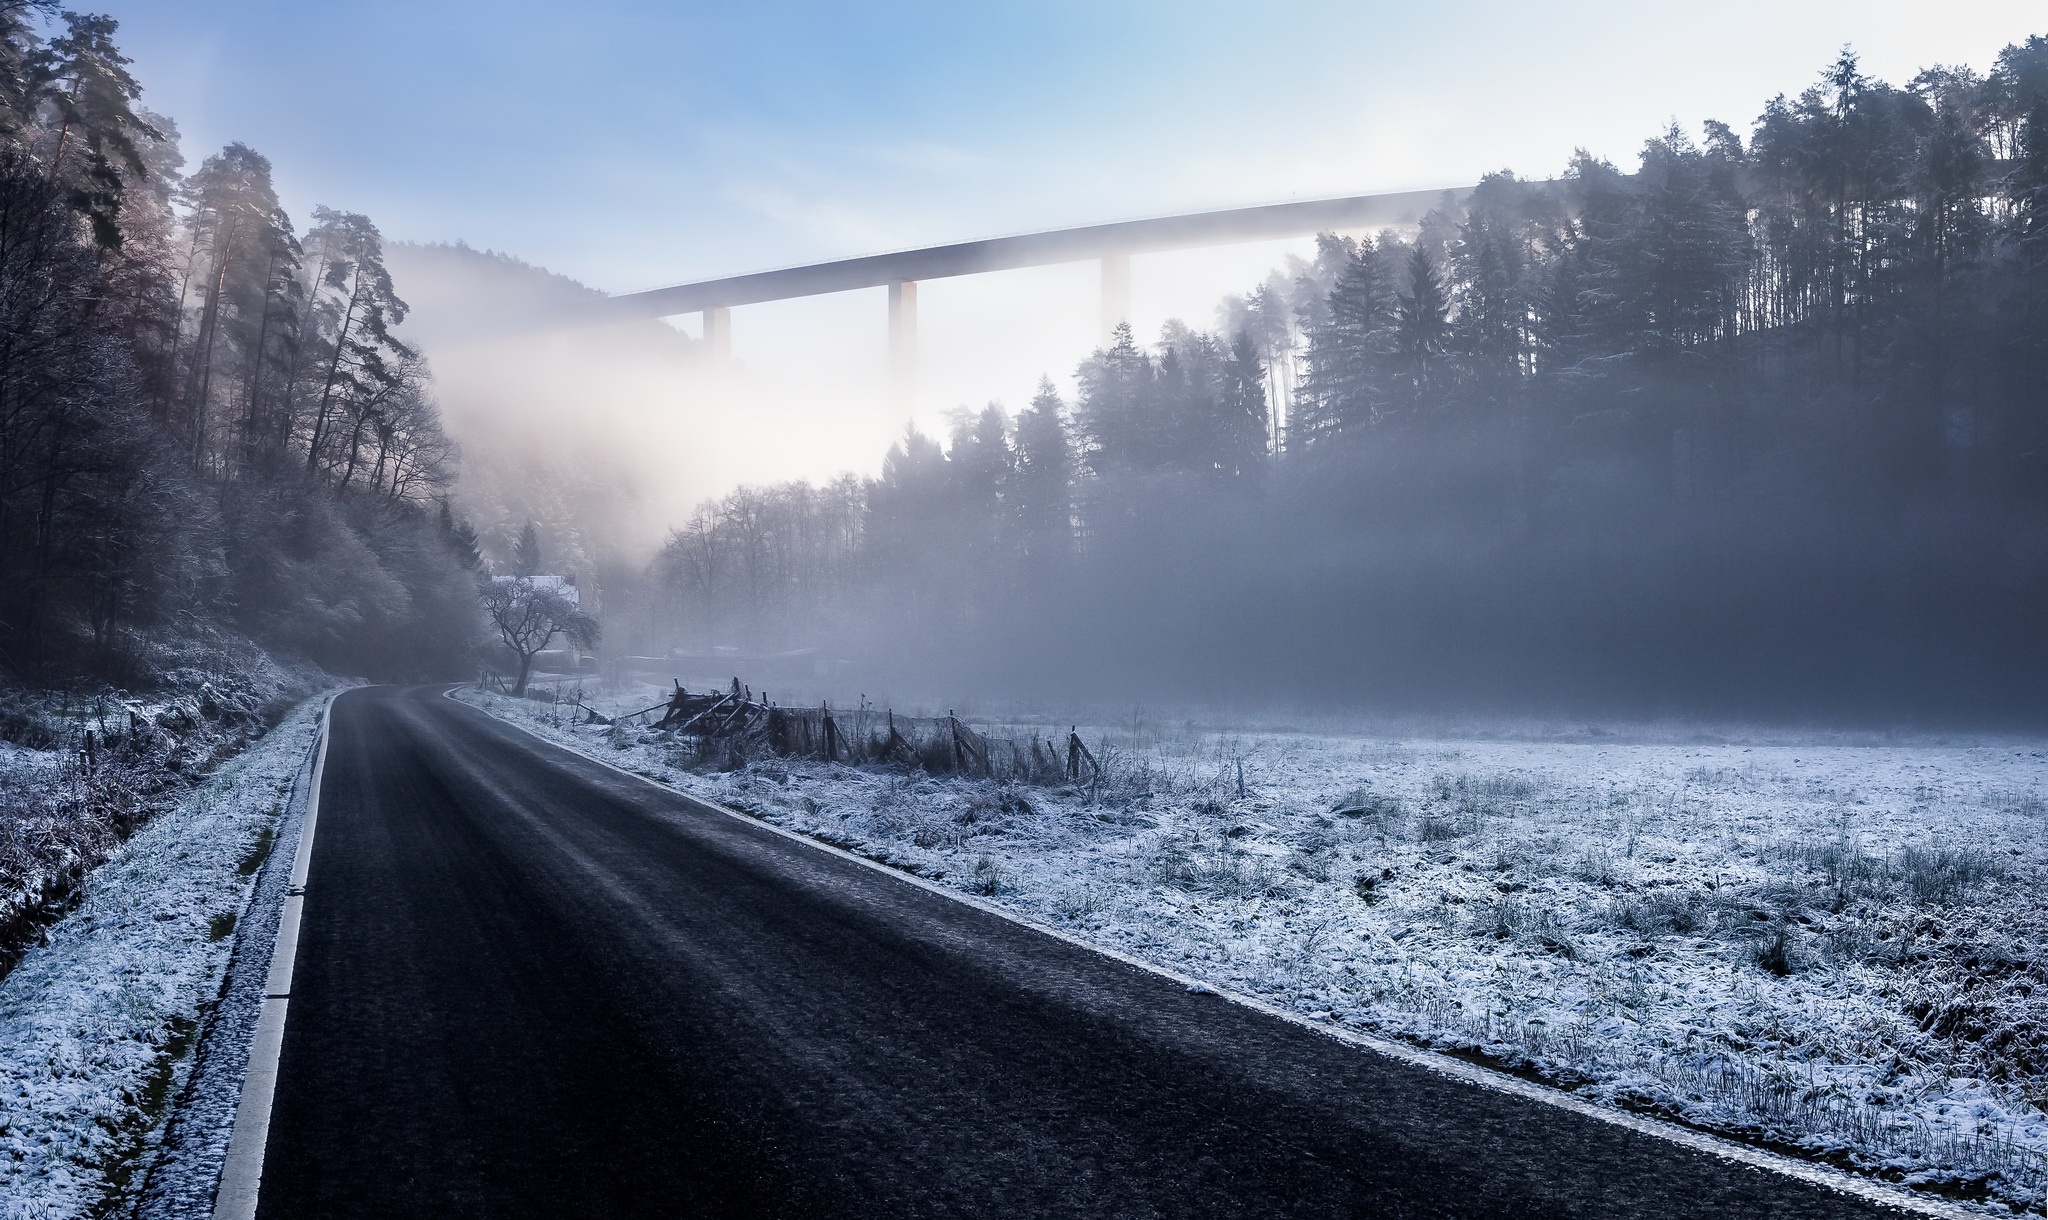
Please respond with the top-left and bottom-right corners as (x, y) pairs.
(1451, 174), (1542, 393)
(1012, 378), (1072, 565)
(0, 1), (52, 142)
(1392, 243), (1452, 414)
(1216, 331), (1269, 477)
(177, 143), (287, 472)
(1997, 36), (2048, 471)
(1074, 322), (1153, 472)
(947, 402), (1012, 515)
(2004, 39), (2048, 267)
(1625, 126), (1750, 354)
(31, 11), (155, 247)
(441, 500), (483, 571)
(300, 207), (412, 480)
(1297, 236), (1397, 444)
(862, 426), (954, 627)
(513, 520), (542, 576)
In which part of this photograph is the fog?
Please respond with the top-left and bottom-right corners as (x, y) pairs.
(388, 234), (1329, 565)
(385, 38), (2048, 728)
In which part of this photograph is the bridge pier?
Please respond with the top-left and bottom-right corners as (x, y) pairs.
(888, 280), (917, 419)
(1100, 253), (1130, 346)
(702, 306), (730, 363)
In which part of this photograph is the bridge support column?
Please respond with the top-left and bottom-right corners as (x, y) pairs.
(1100, 253), (1130, 346)
(701, 306), (730, 363)
(888, 280), (917, 420)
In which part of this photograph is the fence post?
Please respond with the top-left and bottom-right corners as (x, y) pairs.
(1066, 727), (1098, 783)
(884, 710), (918, 769)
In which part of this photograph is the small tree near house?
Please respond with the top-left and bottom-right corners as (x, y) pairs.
(480, 574), (599, 696)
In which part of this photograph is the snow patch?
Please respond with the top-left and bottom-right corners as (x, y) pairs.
(0, 695), (330, 1220)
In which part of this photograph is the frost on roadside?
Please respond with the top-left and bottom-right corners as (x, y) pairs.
(0, 697), (327, 1220)
(470, 683), (2048, 1212)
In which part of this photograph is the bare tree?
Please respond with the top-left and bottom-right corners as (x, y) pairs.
(479, 576), (598, 695)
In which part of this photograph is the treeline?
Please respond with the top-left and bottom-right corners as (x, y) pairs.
(0, 4), (480, 685)
(641, 39), (2048, 721)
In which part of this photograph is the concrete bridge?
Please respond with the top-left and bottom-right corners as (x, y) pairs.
(608, 186), (1468, 409)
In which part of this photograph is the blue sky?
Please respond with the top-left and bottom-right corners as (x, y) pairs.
(96, 1), (2044, 292)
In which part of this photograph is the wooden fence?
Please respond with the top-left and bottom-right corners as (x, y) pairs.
(578, 678), (1099, 784)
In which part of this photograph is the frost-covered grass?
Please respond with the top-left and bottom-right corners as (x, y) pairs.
(0, 646), (318, 962)
(471, 682), (2048, 1213)
(0, 694), (328, 1220)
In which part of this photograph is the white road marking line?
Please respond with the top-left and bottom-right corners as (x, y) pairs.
(212, 697), (332, 1220)
(456, 686), (1992, 1219)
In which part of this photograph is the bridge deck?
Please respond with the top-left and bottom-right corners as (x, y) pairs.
(609, 186), (1467, 318)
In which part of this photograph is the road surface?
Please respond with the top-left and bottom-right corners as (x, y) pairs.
(256, 685), (1917, 1218)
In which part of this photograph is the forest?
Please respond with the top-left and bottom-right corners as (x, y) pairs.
(0, 2), (480, 691)
(636, 39), (2048, 722)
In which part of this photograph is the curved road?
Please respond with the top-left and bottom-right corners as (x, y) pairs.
(257, 686), (1917, 1218)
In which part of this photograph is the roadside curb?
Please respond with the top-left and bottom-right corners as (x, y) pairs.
(206, 696), (333, 1220)
(452, 686), (1994, 1220)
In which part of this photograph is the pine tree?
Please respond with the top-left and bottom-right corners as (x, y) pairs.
(1451, 177), (1535, 392)
(1997, 35), (2048, 458)
(1625, 126), (1750, 354)
(513, 520), (543, 577)
(31, 12), (158, 247)
(299, 207), (412, 479)
(1298, 237), (1396, 444)
(1217, 331), (1268, 476)
(441, 500), (483, 571)
(2004, 40), (2048, 268)
(1393, 243), (1452, 415)
(177, 144), (288, 473)
(0, 0), (52, 143)
(1075, 321), (1153, 472)
(1012, 377), (1073, 564)
(947, 402), (1012, 513)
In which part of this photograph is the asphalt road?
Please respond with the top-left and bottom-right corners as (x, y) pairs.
(256, 685), (1914, 1218)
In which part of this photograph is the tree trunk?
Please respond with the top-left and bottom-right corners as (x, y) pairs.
(241, 237), (284, 472)
(307, 266), (364, 474)
(188, 216), (243, 473)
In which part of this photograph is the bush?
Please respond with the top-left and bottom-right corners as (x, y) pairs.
(1613, 889), (1707, 935)
(1156, 844), (1289, 898)
(1753, 926), (1797, 976)
(968, 855), (1005, 895)
(1417, 812), (1468, 842)
(1893, 844), (1998, 907)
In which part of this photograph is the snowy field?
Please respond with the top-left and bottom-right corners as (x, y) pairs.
(468, 682), (2048, 1212)
(0, 694), (329, 1220)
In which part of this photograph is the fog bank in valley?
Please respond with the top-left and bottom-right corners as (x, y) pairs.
(386, 242), (903, 576)
(403, 40), (2048, 728)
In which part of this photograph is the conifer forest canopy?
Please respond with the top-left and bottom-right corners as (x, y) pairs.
(0, 2), (477, 684)
(2, 0), (2048, 725)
